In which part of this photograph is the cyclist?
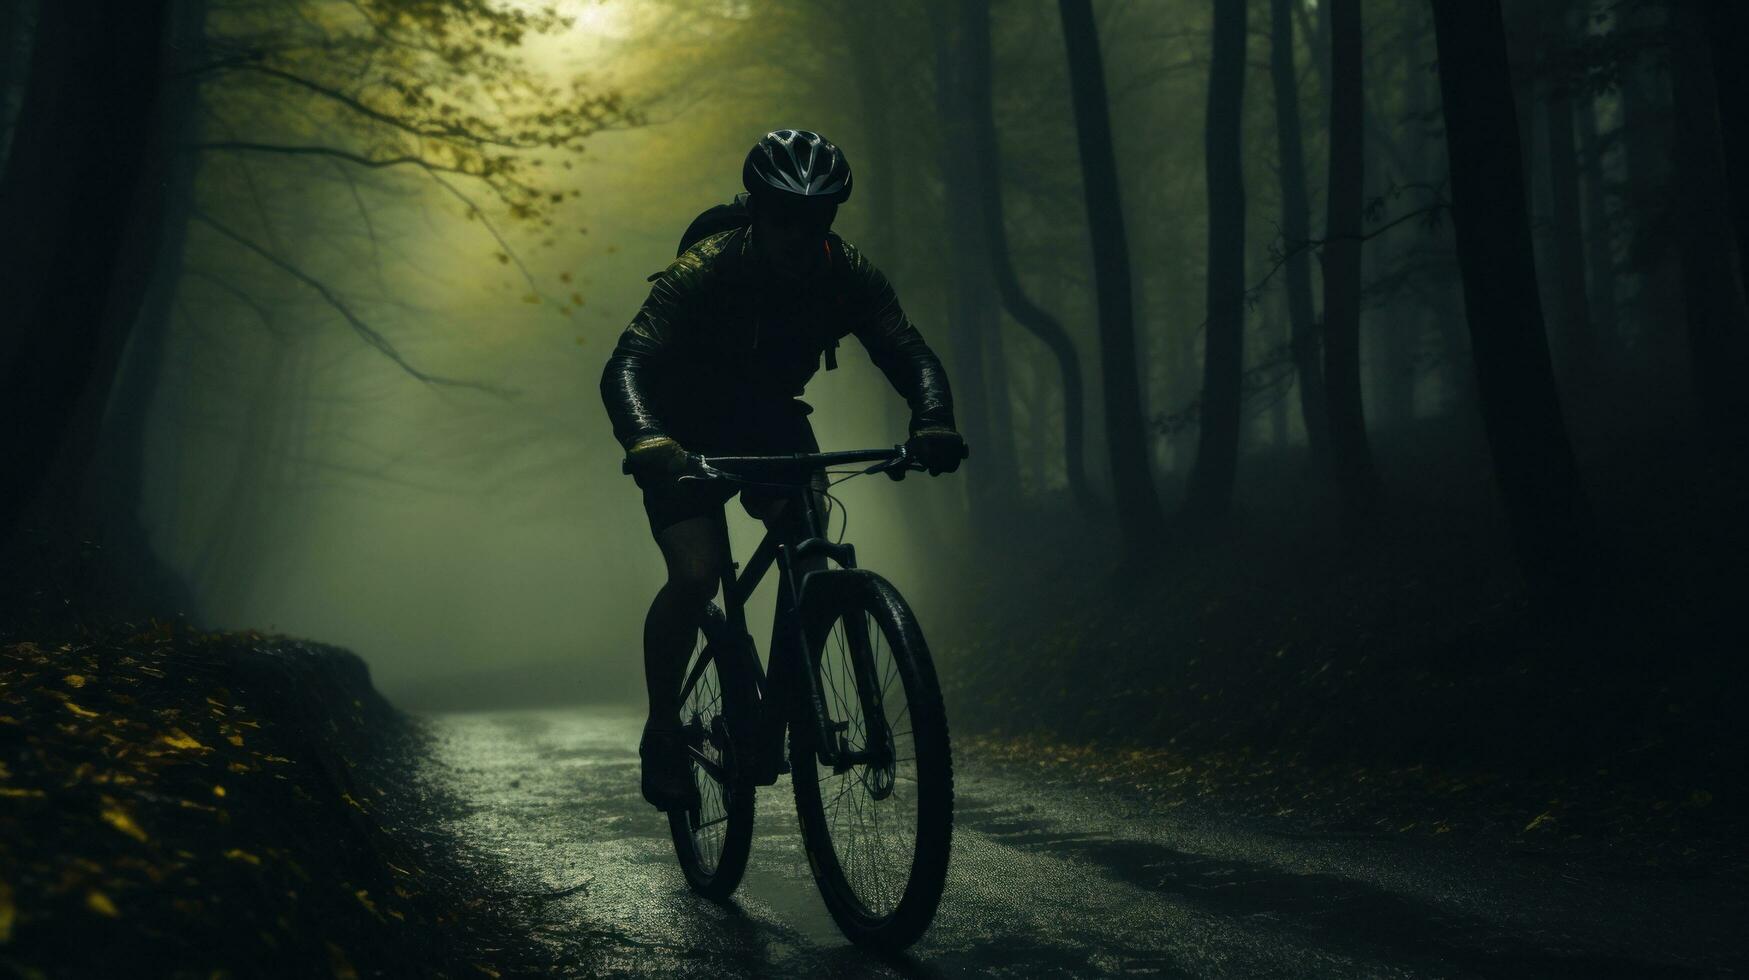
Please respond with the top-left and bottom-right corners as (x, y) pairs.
(600, 129), (966, 810)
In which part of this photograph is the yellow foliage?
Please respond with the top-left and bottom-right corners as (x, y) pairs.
(327, 943), (359, 980)
(101, 805), (149, 843)
(64, 674), (87, 688)
(160, 729), (207, 751)
(224, 849), (262, 866)
(0, 880), (14, 943)
(84, 890), (119, 918)
(63, 702), (99, 719)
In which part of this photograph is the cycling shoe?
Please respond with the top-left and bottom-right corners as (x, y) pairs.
(639, 727), (699, 812)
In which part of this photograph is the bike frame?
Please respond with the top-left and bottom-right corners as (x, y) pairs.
(688, 449), (902, 786)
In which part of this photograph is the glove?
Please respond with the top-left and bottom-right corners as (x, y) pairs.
(905, 425), (966, 476)
(625, 435), (691, 489)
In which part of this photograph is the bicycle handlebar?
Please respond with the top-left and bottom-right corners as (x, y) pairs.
(619, 443), (969, 482)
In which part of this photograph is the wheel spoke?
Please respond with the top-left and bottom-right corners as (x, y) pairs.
(678, 634), (738, 877)
(806, 604), (923, 922)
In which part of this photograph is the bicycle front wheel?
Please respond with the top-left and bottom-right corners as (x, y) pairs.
(790, 570), (953, 950)
(667, 605), (756, 900)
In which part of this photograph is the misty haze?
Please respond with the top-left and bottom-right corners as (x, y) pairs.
(2, 0), (1745, 976)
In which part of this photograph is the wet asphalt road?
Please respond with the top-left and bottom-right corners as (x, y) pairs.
(422, 708), (1744, 979)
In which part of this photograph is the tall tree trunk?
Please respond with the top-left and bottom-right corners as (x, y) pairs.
(1707, 1), (1749, 296)
(1668, 0), (1749, 427)
(979, 291), (1020, 483)
(0, 0), (22, 100)
(75, 0), (208, 622)
(1295, 0), (1334, 136)
(960, 0), (1096, 514)
(1321, 0), (1379, 515)
(931, 6), (1000, 522)
(1057, 0), (1166, 551)
(1429, 0), (1596, 598)
(1186, 0), (1247, 520)
(0, 0), (30, 162)
(1617, 7), (1681, 347)
(1541, 3), (1596, 380)
(1269, 0), (1330, 457)
(1270, 291), (1290, 447)
(0, 0), (172, 545)
(839, 3), (898, 271)
(1387, 2), (1444, 427)
(1367, 5), (1421, 433)
(836, 4), (918, 442)
(1573, 73), (1620, 365)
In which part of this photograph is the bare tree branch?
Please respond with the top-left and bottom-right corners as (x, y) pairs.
(194, 140), (486, 177)
(190, 207), (516, 397)
(424, 170), (546, 301)
(184, 268), (288, 340)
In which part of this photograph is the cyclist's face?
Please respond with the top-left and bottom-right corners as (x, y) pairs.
(752, 196), (836, 280)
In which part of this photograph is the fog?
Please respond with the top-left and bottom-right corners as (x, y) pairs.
(141, 1), (982, 706)
(10, 0), (1736, 724)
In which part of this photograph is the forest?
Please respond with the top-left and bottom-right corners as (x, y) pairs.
(2, 0), (1746, 975)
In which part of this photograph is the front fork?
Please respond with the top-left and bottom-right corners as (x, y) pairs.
(779, 541), (896, 794)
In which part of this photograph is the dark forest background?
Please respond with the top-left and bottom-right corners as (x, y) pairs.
(2, 0), (1745, 797)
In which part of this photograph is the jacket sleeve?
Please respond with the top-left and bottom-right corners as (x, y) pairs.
(845, 248), (956, 432)
(599, 260), (700, 450)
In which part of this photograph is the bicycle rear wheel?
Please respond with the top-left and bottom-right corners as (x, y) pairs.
(790, 570), (953, 949)
(667, 605), (756, 900)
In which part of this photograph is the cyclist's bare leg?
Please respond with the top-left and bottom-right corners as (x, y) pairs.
(645, 510), (730, 731)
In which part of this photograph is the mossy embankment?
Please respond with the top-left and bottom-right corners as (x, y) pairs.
(0, 622), (538, 978)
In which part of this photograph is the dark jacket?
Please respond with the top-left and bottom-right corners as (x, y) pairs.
(600, 225), (954, 451)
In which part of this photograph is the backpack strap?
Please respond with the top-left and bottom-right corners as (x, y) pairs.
(676, 192), (753, 258)
(822, 237), (841, 370)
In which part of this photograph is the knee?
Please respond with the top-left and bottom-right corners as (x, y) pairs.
(740, 491), (788, 523)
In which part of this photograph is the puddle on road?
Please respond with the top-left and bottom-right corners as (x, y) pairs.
(422, 708), (902, 977)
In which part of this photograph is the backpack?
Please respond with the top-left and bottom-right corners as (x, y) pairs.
(676, 192), (753, 256)
(664, 192), (842, 370)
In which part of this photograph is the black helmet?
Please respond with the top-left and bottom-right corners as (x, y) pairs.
(742, 129), (853, 203)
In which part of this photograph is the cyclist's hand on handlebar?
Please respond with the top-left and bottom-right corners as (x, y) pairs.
(905, 425), (967, 476)
(624, 435), (691, 489)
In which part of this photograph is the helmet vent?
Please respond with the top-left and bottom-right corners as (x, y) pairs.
(743, 129), (853, 203)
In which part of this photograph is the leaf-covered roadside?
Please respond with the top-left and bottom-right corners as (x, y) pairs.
(938, 424), (1749, 877)
(962, 733), (1745, 881)
(0, 623), (528, 978)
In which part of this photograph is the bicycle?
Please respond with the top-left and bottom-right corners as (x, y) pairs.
(626, 443), (964, 949)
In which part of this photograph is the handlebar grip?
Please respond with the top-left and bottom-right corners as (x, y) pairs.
(960, 443), (971, 460)
(621, 458), (632, 475)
